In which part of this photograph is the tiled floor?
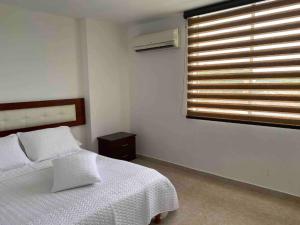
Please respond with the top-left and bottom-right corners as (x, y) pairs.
(133, 157), (300, 225)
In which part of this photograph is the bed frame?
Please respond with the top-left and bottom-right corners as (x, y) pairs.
(154, 214), (162, 224)
(0, 98), (85, 137)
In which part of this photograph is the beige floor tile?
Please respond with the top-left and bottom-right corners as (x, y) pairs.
(133, 158), (300, 225)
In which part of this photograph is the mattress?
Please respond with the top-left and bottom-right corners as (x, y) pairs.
(0, 150), (178, 225)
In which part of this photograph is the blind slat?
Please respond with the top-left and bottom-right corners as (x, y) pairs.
(188, 0), (299, 26)
(187, 93), (300, 101)
(188, 83), (300, 89)
(187, 111), (300, 126)
(188, 48), (300, 62)
(188, 35), (300, 53)
(188, 72), (300, 81)
(188, 22), (300, 44)
(187, 102), (300, 113)
(188, 60), (300, 71)
(188, 9), (300, 35)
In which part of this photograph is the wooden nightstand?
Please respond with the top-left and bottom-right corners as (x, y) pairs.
(97, 132), (136, 161)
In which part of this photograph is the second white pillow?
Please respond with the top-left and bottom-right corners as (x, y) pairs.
(51, 151), (101, 192)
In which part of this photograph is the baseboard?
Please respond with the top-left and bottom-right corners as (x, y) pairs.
(137, 154), (300, 203)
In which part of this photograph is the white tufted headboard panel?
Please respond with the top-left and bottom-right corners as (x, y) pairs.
(0, 98), (85, 137)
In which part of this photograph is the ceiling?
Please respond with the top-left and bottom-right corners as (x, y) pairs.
(0, 0), (223, 24)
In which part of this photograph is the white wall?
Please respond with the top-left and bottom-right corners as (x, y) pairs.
(80, 19), (130, 151)
(0, 3), (86, 143)
(0, 4), (131, 149)
(128, 14), (300, 197)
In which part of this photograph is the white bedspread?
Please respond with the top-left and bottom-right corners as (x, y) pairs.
(0, 150), (178, 225)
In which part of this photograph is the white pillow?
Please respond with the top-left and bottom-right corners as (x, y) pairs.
(51, 151), (101, 192)
(18, 126), (80, 161)
(0, 134), (30, 171)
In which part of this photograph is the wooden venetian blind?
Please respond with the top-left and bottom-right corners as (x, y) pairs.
(186, 0), (300, 128)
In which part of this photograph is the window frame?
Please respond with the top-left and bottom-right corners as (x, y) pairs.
(184, 0), (300, 129)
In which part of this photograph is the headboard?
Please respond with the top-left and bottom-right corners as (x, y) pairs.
(0, 98), (85, 137)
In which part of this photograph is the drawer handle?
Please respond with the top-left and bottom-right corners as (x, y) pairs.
(122, 144), (129, 147)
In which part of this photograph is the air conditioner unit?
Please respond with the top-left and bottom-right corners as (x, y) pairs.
(133, 28), (179, 52)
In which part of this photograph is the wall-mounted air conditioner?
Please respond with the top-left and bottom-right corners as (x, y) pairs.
(132, 28), (179, 52)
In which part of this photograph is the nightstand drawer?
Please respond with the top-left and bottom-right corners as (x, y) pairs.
(115, 148), (134, 161)
(111, 137), (134, 149)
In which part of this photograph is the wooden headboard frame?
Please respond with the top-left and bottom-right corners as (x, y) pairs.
(0, 98), (85, 137)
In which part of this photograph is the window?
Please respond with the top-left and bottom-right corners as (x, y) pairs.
(185, 0), (300, 128)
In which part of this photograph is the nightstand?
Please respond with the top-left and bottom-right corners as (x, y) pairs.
(97, 132), (136, 161)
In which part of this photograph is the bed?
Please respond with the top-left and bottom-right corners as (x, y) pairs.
(0, 98), (179, 225)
